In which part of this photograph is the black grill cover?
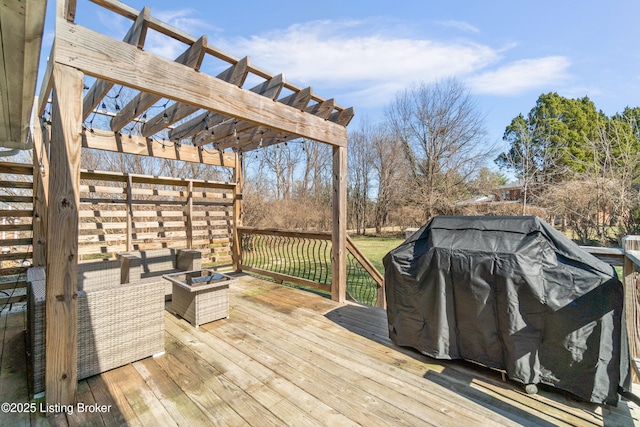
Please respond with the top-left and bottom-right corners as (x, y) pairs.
(383, 216), (631, 405)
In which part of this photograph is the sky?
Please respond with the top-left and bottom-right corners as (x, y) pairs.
(39, 0), (640, 157)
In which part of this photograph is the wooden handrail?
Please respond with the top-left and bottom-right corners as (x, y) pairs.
(581, 246), (625, 266)
(237, 226), (331, 241)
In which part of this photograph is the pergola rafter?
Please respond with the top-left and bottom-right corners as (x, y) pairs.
(41, 0), (352, 151)
(141, 57), (251, 138)
(32, 0), (352, 409)
(212, 87), (314, 150)
(169, 73), (286, 143)
(82, 6), (150, 121)
(109, 36), (207, 132)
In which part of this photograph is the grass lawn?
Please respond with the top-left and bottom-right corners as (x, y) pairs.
(350, 234), (405, 274)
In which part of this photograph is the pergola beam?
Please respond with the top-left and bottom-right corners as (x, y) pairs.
(82, 130), (236, 167)
(54, 19), (347, 146)
(109, 35), (207, 132)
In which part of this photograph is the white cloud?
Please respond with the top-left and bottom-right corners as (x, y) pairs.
(217, 20), (500, 105)
(468, 56), (570, 95)
(436, 20), (480, 33)
(145, 34), (185, 60)
(143, 9), (218, 60)
(91, 12), (570, 106)
(154, 9), (218, 35)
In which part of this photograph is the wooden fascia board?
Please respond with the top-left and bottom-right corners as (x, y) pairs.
(82, 6), (149, 121)
(81, 130), (236, 168)
(108, 35), (207, 132)
(170, 73), (285, 143)
(141, 56), (250, 138)
(54, 20), (347, 147)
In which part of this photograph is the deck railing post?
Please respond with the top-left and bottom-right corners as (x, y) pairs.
(622, 235), (640, 381)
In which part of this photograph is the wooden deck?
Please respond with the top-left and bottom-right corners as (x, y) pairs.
(1, 274), (640, 426)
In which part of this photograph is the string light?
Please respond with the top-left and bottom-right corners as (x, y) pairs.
(161, 99), (170, 124)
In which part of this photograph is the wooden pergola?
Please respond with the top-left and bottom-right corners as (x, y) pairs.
(22, 0), (353, 407)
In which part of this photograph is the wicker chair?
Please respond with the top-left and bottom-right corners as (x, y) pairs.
(27, 266), (165, 396)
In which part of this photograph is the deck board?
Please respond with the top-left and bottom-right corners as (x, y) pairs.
(1, 275), (639, 426)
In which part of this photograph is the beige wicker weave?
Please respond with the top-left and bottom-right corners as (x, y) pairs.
(119, 249), (202, 300)
(165, 271), (232, 327)
(27, 266), (165, 395)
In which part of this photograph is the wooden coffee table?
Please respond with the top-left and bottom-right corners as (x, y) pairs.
(163, 269), (234, 327)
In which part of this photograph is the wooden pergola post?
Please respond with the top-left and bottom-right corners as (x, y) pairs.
(45, 62), (83, 406)
(32, 106), (49, 267)
(232, 153), (243, 271)
(332, 145), (347, 302)
(125, 174), (133, 251)
(185, 180), (193, 249)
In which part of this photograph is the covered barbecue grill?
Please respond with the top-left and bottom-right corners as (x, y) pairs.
(383, 216), (631, 405)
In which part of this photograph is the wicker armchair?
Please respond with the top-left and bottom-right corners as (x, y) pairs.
(27, 266), (165, 395)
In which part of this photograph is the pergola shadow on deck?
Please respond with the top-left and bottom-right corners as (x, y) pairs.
(2, 275), (639, 427)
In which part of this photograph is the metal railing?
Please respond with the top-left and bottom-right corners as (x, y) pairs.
(237, 226), (385, 307)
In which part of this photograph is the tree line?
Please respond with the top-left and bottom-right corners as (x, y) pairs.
(497, 93), (640, 245)
(245, 78), (640, 246)
(60, 80), (640, 246)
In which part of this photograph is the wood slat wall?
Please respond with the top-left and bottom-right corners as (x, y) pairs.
(79, 171), (234, 263)
(0, 162), (33, 305)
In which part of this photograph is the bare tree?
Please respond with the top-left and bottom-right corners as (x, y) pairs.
(496, 117), (560, 215)
(370, 124), (405, 233)
(348, 127), (373, 234)
(385, 78), (492, 220)
(583, 116), (640, 242)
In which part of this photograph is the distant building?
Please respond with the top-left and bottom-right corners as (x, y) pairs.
(495, 179), (525, 202)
